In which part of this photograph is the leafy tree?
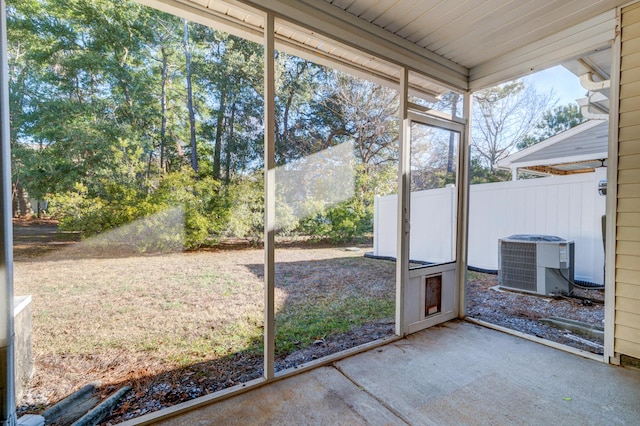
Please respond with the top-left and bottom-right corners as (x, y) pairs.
(7, 0), (57, 215)
(8, 0), (407, 243)
(8, 0), (162, 197)
(224, 175), (263, 244)
(145, 11), (186, 174)
(518, 103), (586, 149)
(47, 138), (157, 239)
(150, 168), (224, 248)
(191, 28), (264, 180)
(273, 53), (327, 165)
(49, 161), (226, 250)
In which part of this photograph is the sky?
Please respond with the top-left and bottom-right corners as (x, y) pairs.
(524, 65), (587, 107)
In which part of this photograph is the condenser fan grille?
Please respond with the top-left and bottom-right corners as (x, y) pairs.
(499, 241), (537, 292)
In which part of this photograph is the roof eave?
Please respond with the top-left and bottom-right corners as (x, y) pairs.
(497, 119), (607, 168)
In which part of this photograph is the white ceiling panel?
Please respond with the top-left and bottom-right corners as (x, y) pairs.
(325, 0), (626, 70)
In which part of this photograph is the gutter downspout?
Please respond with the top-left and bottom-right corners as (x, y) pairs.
(579, 72), (611, 91)
(0, 2), (16, 424)
(578, 73), (610, 120)
(577, 95), (610, 120)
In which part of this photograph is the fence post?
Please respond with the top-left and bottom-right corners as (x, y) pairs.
(373, 195), (379, 256)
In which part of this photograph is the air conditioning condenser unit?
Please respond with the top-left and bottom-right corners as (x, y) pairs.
(498, 235), (574, 296)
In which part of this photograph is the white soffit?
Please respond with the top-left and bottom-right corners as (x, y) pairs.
(327, 0), (620, 68)
(468, 10), (618, 89)
(563, 49), (613, 80)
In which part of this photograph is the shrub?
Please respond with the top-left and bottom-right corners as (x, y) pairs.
(49, 168), (226, 251)
(224, 176), (264, 245)
(298, 196), (371, 243)
(47, 182), (110, 237)
(150, 168), (225, 249)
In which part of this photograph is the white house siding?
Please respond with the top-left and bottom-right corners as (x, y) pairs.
(615, 2), (640, 359)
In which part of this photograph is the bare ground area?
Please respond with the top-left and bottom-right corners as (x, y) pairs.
(12, 220), (604, 423)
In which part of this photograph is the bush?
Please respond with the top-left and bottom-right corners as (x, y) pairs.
(47, 182), (111, 236)
(298, 197), (371, 243)
(48, 168), (226, 251)
(224, 176), (264, 245)
(150, 168), (225, 249)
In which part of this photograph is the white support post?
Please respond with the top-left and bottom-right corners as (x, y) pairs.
(457, 92), (472, 319)
(263, 12), (276, 380)
(0, 2), (15, 424)
(395, 68), (409, 336)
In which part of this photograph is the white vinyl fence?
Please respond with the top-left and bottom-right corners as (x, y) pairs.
(373, 168), (607, 284)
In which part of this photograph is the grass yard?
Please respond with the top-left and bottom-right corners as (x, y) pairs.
(13, 221), (395, 417)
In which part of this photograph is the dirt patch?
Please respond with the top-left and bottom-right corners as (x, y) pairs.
(108, 318), (395, 422)
(13, 219), (80, 259)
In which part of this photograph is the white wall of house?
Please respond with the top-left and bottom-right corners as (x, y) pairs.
(373, 168), (607, 284)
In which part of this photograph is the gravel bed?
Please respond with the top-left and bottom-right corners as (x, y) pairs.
(466, 273), (605, 354)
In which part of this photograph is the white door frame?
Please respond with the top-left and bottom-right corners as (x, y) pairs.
(396, 76), (469, 336)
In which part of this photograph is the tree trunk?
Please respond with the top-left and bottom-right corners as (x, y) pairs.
(213, 89), (227, 180)
(160, 46), (169, 173)
(184, 19), (198, 173)
(225, 101), (236, 183)
(13, 183), (32, 218)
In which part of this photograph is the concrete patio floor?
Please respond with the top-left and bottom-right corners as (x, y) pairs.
(130, 320), (640, 425)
